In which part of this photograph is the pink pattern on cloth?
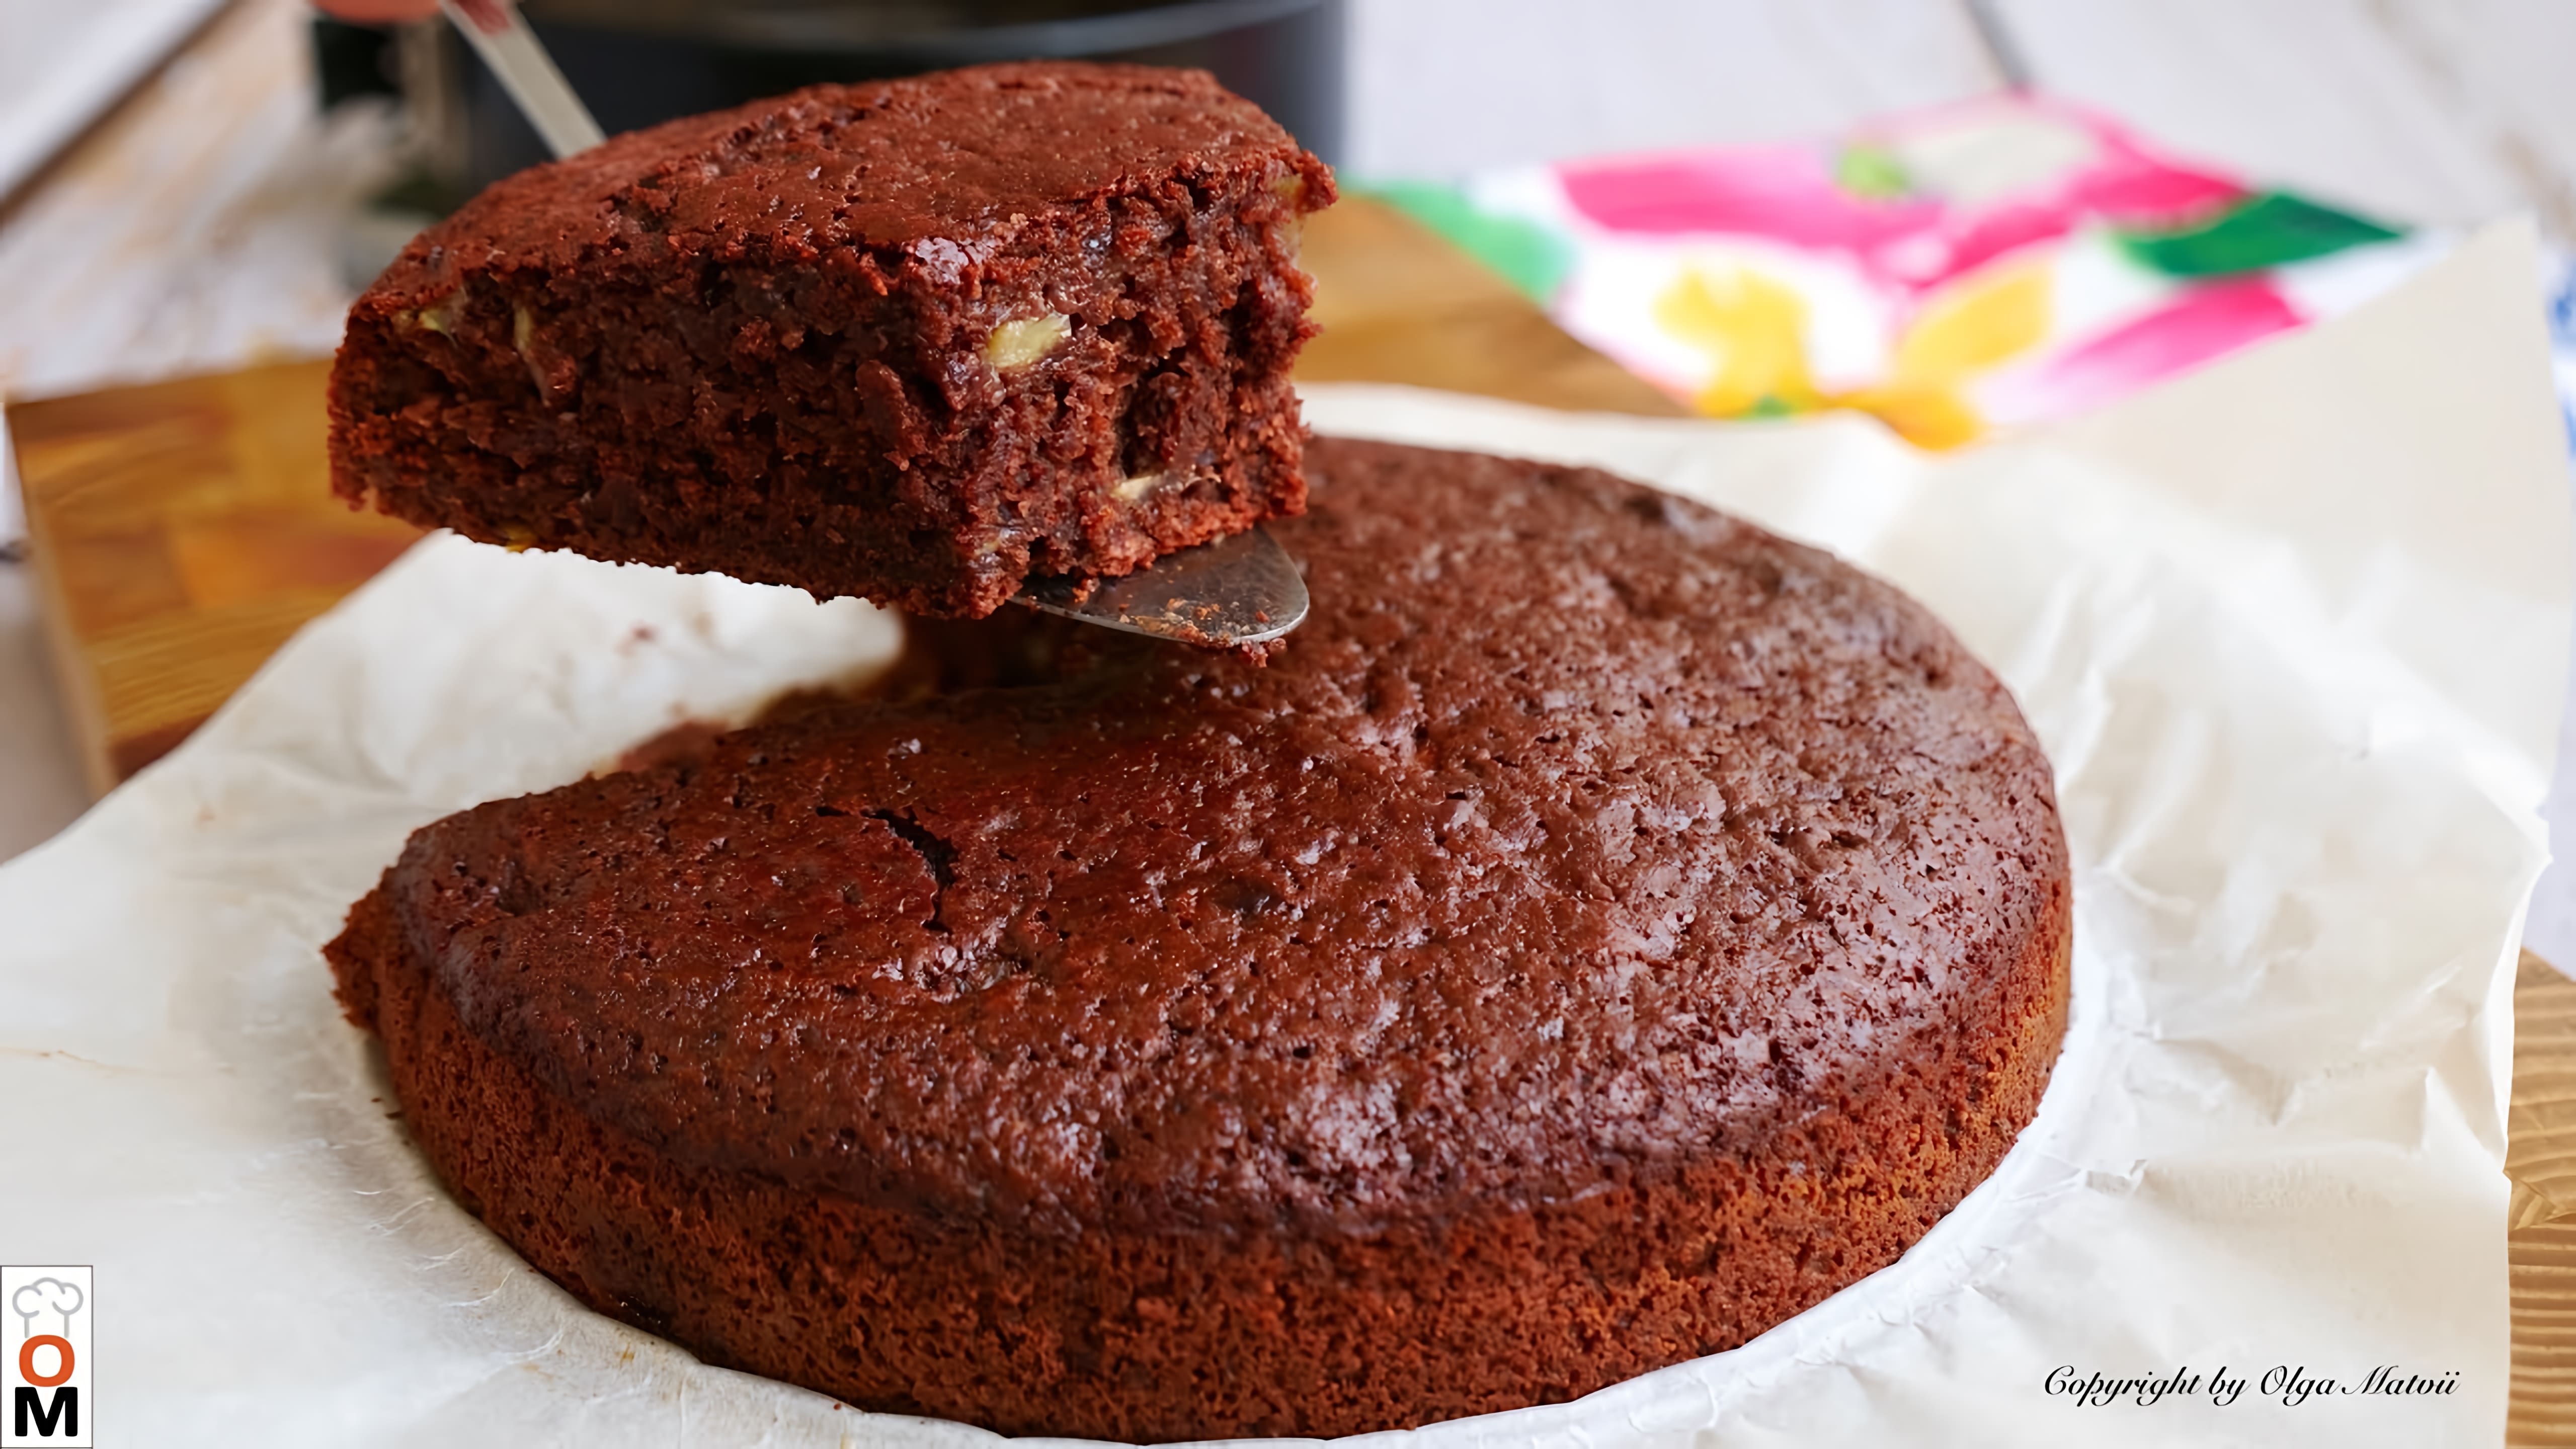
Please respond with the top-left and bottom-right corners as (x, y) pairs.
(1558, 146), (1940, 251)
(1981, 279), (2307, 425)
(1919, 165), (2239, 287)
(1559, 97), (2244, 295)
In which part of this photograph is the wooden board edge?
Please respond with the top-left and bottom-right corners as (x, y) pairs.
(16, 451), (118, 798)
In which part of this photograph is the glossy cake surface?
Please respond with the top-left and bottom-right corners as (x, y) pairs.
(328, 439), (2071, 1439)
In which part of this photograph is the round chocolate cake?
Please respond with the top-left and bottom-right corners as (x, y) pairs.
(326, 438), (2071, 1439)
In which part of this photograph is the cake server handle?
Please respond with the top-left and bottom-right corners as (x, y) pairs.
(438, 0), (606, 161)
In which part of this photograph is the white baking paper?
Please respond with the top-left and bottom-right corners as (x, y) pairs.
(0, 221), (2565, 1448)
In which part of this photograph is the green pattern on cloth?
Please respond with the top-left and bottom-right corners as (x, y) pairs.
(1833, 144), (1912, 201)
(1362, 181), (1579, 302)
(2117, 191), (2405, 278)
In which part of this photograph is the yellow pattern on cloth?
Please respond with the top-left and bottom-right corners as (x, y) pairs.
(1656, 258), (2054, 449)
(1653, 266), (1821, 419)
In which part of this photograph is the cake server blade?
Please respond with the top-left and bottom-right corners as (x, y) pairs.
(1018, 527), (1309, 648)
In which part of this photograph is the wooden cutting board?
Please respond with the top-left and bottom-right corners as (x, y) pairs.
(11, 361), (422, 790)
(12, 193), (2576, 1441)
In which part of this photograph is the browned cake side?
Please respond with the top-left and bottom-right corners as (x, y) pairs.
(327, 439), (2073, 1439)
(328, 62), (1333, 618)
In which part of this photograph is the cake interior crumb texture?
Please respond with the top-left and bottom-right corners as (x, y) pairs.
(326, 440), (2072, 1440)
(328, 61), (1335, 617)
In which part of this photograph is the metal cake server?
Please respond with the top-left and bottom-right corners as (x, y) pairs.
(441, 0), (1310, 649)
(1018, 528), (1309, 647)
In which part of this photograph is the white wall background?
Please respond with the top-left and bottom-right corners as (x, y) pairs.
(1346, 0), (2002, 179)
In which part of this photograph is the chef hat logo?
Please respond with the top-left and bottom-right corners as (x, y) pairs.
(11, 1278), (82, 1337)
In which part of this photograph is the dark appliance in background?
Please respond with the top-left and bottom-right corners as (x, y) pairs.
(319, 1), (1342, 234)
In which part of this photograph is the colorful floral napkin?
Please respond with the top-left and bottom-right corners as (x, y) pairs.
(1366, 95), (2528, 450)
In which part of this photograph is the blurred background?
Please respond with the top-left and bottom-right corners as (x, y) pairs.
(4, 0), (2576, 864)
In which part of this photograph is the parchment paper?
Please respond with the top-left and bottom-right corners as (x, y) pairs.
(0, 222), (2564, 1448)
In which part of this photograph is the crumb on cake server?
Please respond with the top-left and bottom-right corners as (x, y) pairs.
(328, 61), (1334, 618)
(326, 439), (2072, 1439)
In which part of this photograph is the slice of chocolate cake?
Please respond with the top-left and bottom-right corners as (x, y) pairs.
(329, 62), (1334, 617)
